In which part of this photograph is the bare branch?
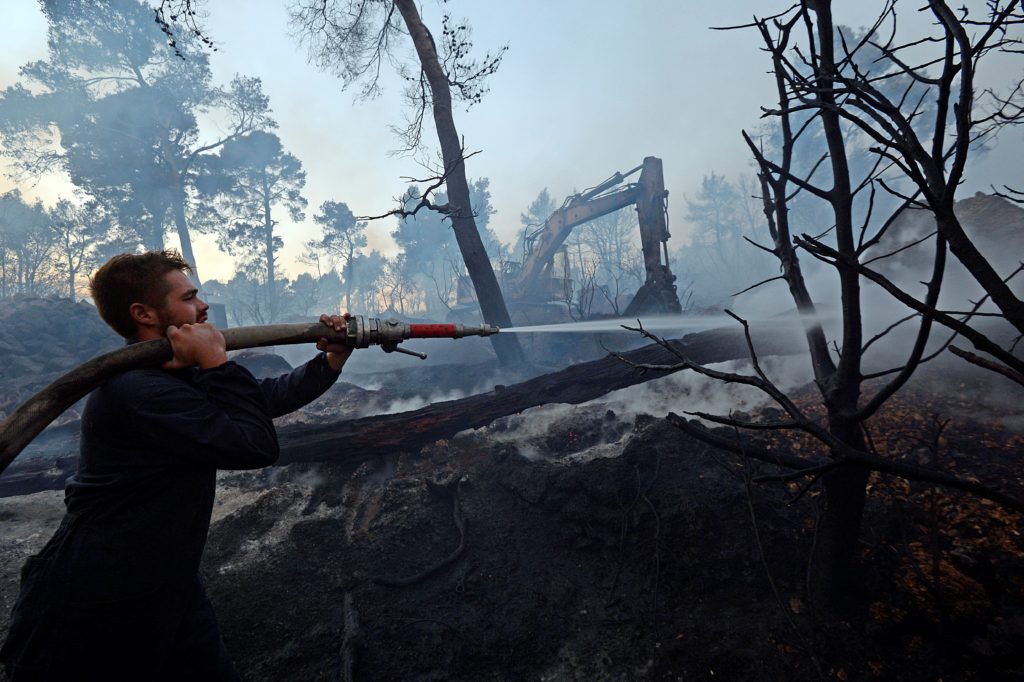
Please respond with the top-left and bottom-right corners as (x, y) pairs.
(861, 312), (919, 355)
(666, 414), (820, 472)
(948, 345), (1024, 387)
(684, 411), (803, 431)
(863, 229), (938, 266)
(991, 183), (1024, 205)
(753, 460), (843, 484)
(797, 234), (1024, 377)
(667, 415), (1024, 513)
(154, 0), (217, 58)
(358, 148), (482, 222)
(743, 235), (777, 256)
(732, 275), (786, 298)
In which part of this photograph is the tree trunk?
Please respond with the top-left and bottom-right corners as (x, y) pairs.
(811, 420), (870, 615)
(140, 193), (168, 252)
(16, 252), (25, 294)
(263, 174), (276, 322)
(810, 0), (870, 615)
(171, 185), (202, 287)
(345, 246), (354, 313)
(394, 0), (525, 367)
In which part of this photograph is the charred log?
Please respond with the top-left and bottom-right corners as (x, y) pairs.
(275, 324), (801, 466)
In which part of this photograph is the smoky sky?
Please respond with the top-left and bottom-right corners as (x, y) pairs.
(2, 1), (1022, 284)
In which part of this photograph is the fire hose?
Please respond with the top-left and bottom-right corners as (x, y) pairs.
(0, 316), (499, 476)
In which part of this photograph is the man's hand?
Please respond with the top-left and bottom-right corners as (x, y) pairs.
(163, 323), (228, 370)
(317, 313), (354, 372)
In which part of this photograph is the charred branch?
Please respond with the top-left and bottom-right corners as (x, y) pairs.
(948, 345), (1024, 387)
(340, 592), (361, 682)
(358, 148), (482, 222)
(797, 234), (1024, 379)
(992, 184), (1024, 205)
(666, 416), (1024, 514)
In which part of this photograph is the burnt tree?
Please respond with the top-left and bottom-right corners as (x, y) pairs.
(646, 0), (1024, 613)
(290, 0), (526, 366)
(155, 0), (525, 362)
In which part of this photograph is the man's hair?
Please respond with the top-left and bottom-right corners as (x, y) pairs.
(90, 250), (194, 338)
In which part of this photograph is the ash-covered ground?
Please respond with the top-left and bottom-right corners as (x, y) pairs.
(2, 328), (1023, 680)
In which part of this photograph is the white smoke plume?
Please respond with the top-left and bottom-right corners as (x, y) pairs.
(486, 355), (814, 462)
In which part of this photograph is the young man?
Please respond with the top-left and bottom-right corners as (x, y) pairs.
(1, 251), (352, 681)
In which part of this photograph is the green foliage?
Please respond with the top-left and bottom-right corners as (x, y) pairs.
(308, 200), (368, 310)
(314, 202), (368, 256)
(197, 130), (306, 319)
(0, 0), (275, 269)
(0, 191), (54, 297)
(347, 250), (388, 313)
(675, 172), (776, 309)
(48, 199), (112, 301)
(516, 187), (556, 262)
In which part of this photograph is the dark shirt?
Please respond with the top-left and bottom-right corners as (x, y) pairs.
(1, 354), (341, 681)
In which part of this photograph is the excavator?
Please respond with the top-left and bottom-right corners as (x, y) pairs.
(450, 156), (682, 326)
(503, 156), (682, 319)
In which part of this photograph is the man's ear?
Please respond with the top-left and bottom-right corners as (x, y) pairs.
(129, 302), (160, 330)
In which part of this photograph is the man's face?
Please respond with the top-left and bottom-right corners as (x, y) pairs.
(155, 269), (209, 329)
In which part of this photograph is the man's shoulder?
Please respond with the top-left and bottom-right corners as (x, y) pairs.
(101, 367), (189, 400)
(106, 366), (171, 385)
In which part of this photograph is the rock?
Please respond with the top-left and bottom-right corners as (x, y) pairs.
(0, 296), (120, 388)
(231, 350), (294, 379)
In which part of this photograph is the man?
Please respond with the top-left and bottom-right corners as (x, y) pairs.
(1, 250), (353, 680)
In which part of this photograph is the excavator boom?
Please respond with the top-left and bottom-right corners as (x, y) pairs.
(516, 186), (641, 298)
(511, 156), (681, 315)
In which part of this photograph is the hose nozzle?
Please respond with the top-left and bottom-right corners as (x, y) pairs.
(452, 323), (500, 338)
(340, 316), (500, 360)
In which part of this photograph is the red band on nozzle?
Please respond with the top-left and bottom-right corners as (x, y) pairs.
(408, 323), (457, 338)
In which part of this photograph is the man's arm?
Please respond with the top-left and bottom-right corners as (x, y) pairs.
(125, 320), (277, 470)
(258, 314), (353, 418)
(116, 365), (280, 470)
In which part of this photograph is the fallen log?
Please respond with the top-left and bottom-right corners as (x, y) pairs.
(276, 324), (802, 465)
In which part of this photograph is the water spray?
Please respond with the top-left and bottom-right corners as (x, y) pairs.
(501, 312), (833, 335)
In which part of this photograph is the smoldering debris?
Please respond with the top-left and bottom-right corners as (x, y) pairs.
(485, 356), (813, 463)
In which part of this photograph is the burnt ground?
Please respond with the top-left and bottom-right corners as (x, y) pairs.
(1, 355), (1023, 680)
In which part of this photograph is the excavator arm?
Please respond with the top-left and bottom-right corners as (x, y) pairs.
(511, 156), (681, 314)
(623, 156), (680, 316)
(516, 185), (642, 298)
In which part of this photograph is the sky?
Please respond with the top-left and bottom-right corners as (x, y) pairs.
(2, 0), (1022, 284)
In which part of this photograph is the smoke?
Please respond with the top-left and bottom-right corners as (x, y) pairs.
(359, 388), (471, 416)
(599, 355), (812, 418)
(726, 196), (1022, 382)
(353, 374), (500, 417)
(486, 355), (814, 462)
